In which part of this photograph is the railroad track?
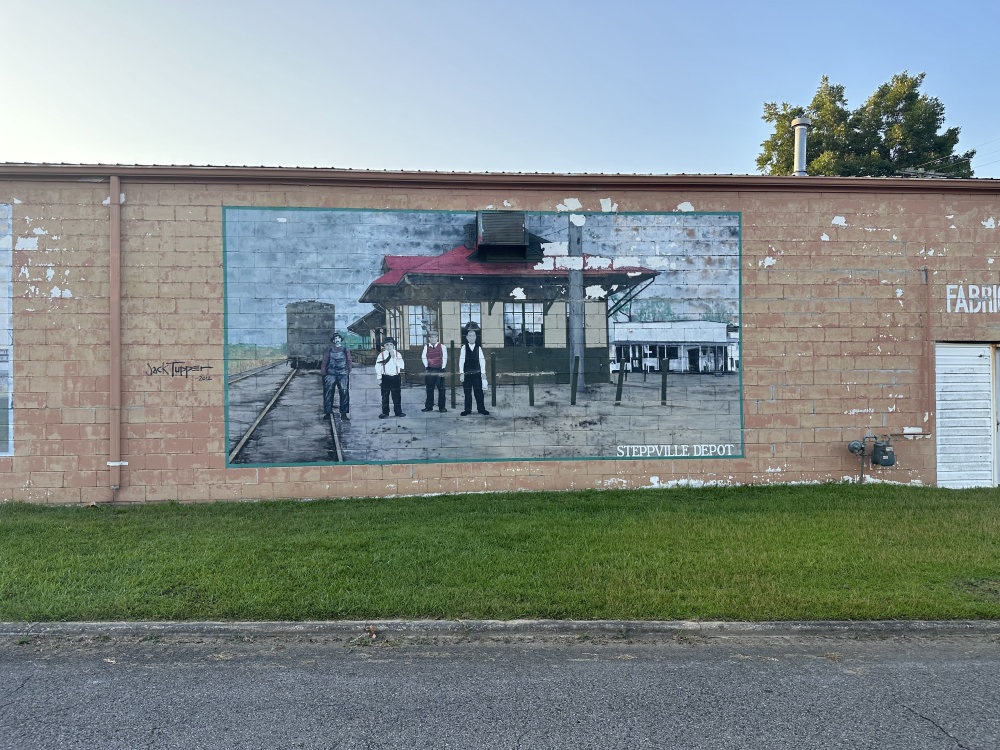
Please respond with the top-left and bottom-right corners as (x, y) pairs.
(227, 360), (287, 385)
(228, 367), (344, 464)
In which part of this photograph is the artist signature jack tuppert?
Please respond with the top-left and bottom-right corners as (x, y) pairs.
(145, 361), (214, 378)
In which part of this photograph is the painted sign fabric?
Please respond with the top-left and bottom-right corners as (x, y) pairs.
(224, 208), (742, 466)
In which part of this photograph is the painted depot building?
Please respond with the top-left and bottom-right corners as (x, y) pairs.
(1, 164), (1000, 505)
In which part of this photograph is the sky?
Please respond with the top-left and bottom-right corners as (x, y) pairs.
(4, 0), (1000, 178)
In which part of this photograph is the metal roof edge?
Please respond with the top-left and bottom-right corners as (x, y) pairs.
(0, 163), (998, 193)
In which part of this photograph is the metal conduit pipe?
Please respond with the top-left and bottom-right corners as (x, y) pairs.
(109, 175), (122, 495)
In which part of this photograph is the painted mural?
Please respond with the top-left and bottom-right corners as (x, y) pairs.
(223, 208), (742, 466)
(0, 203), (11, 455)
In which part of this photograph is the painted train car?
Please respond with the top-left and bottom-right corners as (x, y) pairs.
(286, 300), (336, 369)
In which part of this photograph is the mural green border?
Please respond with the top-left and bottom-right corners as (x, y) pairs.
(223, 206), (744, 468)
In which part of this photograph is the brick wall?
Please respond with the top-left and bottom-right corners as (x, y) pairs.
(1, 168), (998, 504)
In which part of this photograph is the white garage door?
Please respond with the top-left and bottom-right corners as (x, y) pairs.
(935, 343), (995, 488)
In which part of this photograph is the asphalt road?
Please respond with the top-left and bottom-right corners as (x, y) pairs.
(1, 621), (998, 749)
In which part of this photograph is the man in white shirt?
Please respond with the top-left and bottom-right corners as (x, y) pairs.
(375, 337), (405, 418)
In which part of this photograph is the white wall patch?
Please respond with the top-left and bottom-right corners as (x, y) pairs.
(542, 241), (569, 256)
(557, 198), (583, 212)
(509, 287), (526, 300)
(585, 285), (608, 299)
(983, 217), (996, 229)
(613, 256), (642, 269)
(832, 216), (848, 227)
(599, 198), (618, 212)
(676, 202), (694, 212)
(584, 256), (612, 270)
(555, 257), (584, 271)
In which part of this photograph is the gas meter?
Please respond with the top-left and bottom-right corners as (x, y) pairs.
(871, 438), (895, 467)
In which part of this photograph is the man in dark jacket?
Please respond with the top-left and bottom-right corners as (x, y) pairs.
(320, 333), (352, 421)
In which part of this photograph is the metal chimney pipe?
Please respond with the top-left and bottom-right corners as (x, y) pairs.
(791, 117), (811, 176)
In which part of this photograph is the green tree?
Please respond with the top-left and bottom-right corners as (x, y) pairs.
(757, 72), (975, 178)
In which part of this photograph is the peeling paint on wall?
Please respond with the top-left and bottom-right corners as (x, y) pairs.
(542, 241), (568, 256)
(676, 202), (694, 212)
(555, 256), (584, 270)
(584, 256), (612, 270)
(832, 216), (848, 227)
(585, 285), (607, 299)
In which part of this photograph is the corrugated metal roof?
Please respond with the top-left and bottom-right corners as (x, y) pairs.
(1, 162), (998, 192)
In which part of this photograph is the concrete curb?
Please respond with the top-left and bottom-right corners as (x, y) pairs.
(3, 619), (1000, 640)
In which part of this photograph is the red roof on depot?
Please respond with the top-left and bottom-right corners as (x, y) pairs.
(371, 244), (654, 285)
(372, 255), (429, 285)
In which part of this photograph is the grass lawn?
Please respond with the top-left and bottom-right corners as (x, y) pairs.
(1, 483), (999, 622)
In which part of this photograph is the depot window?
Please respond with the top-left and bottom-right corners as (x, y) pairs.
(503, 302), (543, 347)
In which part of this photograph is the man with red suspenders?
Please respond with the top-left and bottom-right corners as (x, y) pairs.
(421, 330), (448, 413)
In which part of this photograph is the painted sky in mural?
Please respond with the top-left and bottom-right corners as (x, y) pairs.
(224, 208), (741, 466)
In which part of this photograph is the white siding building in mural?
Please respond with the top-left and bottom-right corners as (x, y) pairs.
(610, 320), (739, 374)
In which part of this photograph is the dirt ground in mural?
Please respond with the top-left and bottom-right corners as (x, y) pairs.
(228, 365), (741, 465)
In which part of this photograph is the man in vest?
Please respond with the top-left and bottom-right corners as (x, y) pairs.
(375, 337), (405, 418)
(458, 326), (489, 416)
(320, 333), (352, 421)
(421, 330), (448, 413)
